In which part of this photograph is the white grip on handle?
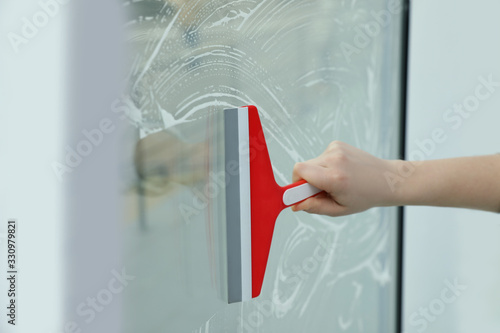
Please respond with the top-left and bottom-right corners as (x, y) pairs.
(282, 183), (322, 206)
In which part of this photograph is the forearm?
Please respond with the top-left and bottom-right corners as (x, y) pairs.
(393, 155), (500, 213)
(292, 141), (500, 216)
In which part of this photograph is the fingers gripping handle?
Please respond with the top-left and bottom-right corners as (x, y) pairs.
(282, 181), (322, 206)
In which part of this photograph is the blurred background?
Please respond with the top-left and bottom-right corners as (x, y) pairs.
(404, 0), (500, 332)
(0, 0), (499, 333)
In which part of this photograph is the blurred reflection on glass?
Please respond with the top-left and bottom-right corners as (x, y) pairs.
(122, 0), (404, 332)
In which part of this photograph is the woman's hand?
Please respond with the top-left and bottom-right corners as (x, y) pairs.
(292, 141), (401, 216)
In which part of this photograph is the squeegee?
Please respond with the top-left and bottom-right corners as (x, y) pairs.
(224, 105), (322, 303)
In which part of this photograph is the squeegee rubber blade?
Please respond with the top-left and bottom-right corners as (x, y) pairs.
(224, 108), (243, 303)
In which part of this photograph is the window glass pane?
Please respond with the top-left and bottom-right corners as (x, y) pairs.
(123, 0), (403, 332)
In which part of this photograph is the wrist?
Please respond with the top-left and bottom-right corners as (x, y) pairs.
(383, 159), (413, 207)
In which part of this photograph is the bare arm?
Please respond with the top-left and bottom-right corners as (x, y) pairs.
(292, 141), (500, 216)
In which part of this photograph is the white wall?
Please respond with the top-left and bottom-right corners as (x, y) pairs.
(404, 0), (500, 332)
(0, 1), (66, 332)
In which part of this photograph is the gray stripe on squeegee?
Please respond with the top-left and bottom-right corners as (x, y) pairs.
(224, 108), (242, 303)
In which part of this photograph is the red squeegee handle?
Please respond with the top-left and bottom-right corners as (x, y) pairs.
(280, 179), (324, 208)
